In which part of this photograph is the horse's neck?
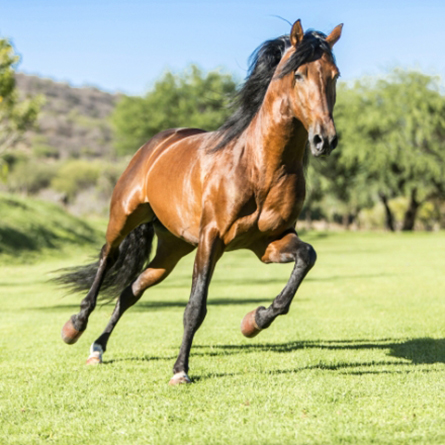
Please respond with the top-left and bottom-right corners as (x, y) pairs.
(247, 90), (308, 182)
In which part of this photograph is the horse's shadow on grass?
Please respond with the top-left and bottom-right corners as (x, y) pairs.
(192, 338), (445, 381)
(105, 338), (445, 380)
(195, 338), (445, 365)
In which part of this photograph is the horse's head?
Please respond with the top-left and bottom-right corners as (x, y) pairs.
(279, 20), (343, 157)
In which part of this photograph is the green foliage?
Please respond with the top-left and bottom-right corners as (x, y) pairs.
(95, 160), (127, 198)
(32, 143), (59, 159)
(338, 71), (445, 196)
(417, 200), (437, 230)
(1, 149), (28, 169)
(305, 69), (445, 229)
(0, 37), (43, 156)
(6, 159), (56, 194)
(51, 160), (101, 202)
(111, 65), (237, 155)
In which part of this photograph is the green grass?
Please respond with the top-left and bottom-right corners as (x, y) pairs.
(1, 231), (444, 444)
(0, 193), (102, 261)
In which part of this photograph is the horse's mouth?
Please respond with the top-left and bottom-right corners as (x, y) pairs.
(310, 146), (333, 158)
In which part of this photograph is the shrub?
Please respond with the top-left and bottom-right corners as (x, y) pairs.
(7, 161), (56, 194)
(32, 144), (60, 159)
(51, 160), (101, 202)
(95, 160), (127, 199)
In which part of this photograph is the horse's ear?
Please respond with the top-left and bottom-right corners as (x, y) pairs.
(290, 20), (304, 47)
(326, 24), (343, 48)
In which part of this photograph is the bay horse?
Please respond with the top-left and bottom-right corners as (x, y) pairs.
(59, 20), (343, 385)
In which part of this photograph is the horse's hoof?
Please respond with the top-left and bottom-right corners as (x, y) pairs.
(86, 356), (102, 365)
(86, 343), (103, 365)
(241, 308), (262, 338)
(61, 318), (83, 344)
(169, 371), (191, 386)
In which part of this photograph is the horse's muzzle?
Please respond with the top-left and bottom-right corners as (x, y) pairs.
(309, 132), (338, 157)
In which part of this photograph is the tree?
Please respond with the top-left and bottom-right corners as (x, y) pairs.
(331, 70), (445, 230)
(0, 37), (42, 165)
(111, 65), (237, 155)
(305, 84), (374, 229)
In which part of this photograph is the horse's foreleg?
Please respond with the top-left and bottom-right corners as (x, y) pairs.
(170, 228), (224, 385)
(241, 231), (316, 338)
(86, 231), (195, 364)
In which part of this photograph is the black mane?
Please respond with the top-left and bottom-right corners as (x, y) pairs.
(212, 31), (333, 151)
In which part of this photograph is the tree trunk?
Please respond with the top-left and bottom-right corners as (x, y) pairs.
(379, 192), (395, 232)
(342, 213), (350, 229)
(305, 208), (313, 230)
(353, 207), (361, 230)
(342, 212), (356, 230)
(402, 188), (420, 231)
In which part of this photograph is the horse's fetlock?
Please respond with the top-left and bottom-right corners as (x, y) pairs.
(71, 314), (85, 332)
(279, 305), (290, 315)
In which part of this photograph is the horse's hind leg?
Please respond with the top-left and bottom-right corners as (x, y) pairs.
(61, 202), (154, 344)
(61, 243), (119, 344)
(241, 231), (316, 338)
(86, 228), (195, 365)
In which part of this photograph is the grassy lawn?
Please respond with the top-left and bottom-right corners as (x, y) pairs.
(0, 231), (444, 444)
(0, 193), (103, 261)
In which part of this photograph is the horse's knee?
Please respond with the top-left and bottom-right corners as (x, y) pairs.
(297, 243), (317, 270)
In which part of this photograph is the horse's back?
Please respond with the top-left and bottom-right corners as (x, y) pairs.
(138, 127), (208, 164)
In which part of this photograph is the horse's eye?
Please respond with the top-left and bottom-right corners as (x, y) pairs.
(294, 73), (304, 82)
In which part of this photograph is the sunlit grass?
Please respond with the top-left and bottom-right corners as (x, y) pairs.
(1, 231), (444, 444)
(0, 193), (102, 262)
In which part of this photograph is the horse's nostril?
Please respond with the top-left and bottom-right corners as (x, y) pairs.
(331, 135), (338, 150)
(313, 134), (323, 148)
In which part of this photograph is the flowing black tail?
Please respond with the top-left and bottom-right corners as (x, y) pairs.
(55, 222), (155, 299)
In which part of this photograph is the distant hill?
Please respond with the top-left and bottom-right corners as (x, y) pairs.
(15, 73), (121, 159)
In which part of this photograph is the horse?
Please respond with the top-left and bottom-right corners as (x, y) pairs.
(59, 20), (343, 385)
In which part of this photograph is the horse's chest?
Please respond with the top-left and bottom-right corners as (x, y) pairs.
(224, 174), (304, 247)
(257, 174), (305, 233)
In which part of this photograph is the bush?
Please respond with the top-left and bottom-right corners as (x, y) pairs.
(32, 143), (60, 159)
(7, 161), (56, 194)
(95, 160), (127, 198)
(51, 160), (101, 202)
(358, 205), (385, 230)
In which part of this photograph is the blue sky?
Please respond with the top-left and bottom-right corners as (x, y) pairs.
(1, 0), (444, 95)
